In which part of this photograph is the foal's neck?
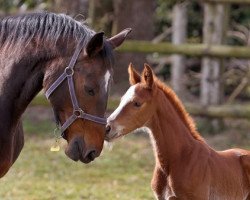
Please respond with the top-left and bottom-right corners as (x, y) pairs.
(147, 88), (203, 170)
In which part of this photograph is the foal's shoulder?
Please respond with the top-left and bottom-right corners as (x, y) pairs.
(219, 148), (250, 155)
(215, 148), (250, 162)
(239, 154), (250, 185)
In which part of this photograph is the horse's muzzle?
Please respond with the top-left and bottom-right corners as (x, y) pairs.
(65, 137), (99, 163)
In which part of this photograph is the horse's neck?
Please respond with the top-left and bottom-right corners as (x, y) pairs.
(147, 90), (199, 170)
(0, 42), (51, 131)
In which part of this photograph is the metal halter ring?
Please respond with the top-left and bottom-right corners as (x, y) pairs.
(74, 109), (83, 118)
(65, 67), (74, 76)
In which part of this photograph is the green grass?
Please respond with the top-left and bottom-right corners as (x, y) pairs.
(0, 114), (155, 200)
(1, 106), (249, 200)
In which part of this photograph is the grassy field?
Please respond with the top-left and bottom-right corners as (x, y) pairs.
(0, 106), (250, 200)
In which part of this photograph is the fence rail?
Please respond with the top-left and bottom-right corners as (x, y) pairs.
(117, 40), (250, 59)
(206, 0), (250, 4)
(31, 95), (250, 120)
(186, 103), (250, 120)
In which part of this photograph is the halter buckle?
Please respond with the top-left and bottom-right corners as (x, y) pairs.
(65, 67), (74, 76)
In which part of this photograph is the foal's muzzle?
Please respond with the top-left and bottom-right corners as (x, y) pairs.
(105, 125), (111, 134)
(105, 123), (119, 142)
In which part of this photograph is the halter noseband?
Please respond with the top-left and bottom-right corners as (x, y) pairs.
(45, 37), (107, 137)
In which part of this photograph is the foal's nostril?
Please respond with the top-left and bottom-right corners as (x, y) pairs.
(86, 150), (97, 161)
(106, 125), (111, 134)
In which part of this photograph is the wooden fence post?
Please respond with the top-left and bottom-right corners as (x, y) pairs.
(171, 2), (188, 98)
(201, 2), (230, 132)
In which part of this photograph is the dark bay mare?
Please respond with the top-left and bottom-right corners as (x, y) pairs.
(0, 12), (131, 178)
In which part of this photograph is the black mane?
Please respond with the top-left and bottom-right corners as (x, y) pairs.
(0, 12), (95, 46)
(0, 12), (114, 67)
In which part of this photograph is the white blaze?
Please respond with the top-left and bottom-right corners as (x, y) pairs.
(108, 85), (136, 121)
(104, 70), (111, 92)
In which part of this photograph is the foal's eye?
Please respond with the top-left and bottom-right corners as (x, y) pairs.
(133, 101), (141, 108)
(84, 86), (95, 96)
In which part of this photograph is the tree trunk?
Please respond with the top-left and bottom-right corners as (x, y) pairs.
(111, 0), (155, 95)
(201, 3), (230, 132)
(51, 0), (89, 17)
(171, 2), (188, 98)
(88, 0), (113, 35)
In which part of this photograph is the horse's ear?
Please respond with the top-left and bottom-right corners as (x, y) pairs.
(86, 32), (104, 57)
(107, 28), (132, 49)
(128, 63), (141, 85)
(142, 63), (154, 89)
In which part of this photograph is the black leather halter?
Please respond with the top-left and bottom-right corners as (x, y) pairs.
(45, 37), (107, 137)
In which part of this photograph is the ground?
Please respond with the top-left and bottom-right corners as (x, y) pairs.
(0, 106), (249, 200)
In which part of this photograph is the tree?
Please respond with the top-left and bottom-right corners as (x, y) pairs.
(88, 0), (113, 35)
(50, 0), (89, 16)
(111, 0), (155, 94)
(171, 1), (188, 98)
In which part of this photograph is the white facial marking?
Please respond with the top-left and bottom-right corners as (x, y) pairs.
(104, 70), (111, 92)
(108, 85), (136, 121)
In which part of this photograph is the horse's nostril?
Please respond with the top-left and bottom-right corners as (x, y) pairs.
(87, 150), (97, 161)
(106, 125), (111, 134)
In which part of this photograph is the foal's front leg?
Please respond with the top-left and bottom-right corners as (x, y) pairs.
(151, 166), (168, 200)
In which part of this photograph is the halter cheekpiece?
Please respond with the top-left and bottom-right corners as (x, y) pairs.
(45, 37), (107, 137)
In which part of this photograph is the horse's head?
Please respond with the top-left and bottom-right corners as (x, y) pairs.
(106, 63), (156, 141)
(43, 29), (131, 163)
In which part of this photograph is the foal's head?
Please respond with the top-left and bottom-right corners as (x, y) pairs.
(44, 29), (131, 163)
(106, 63), (157, 141)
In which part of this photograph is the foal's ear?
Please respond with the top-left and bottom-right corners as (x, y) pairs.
(128, 63), (141, 85)
(86, 32), (104, 57)
(107, 28), (132, 49)
(142, 64), (154, 89)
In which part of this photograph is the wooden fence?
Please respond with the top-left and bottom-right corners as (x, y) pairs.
(113, 40), (250, 119)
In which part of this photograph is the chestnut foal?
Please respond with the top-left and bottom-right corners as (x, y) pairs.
(106, 64), (250, 200)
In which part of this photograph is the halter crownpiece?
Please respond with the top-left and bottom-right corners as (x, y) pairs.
(45, 37), (107, 137)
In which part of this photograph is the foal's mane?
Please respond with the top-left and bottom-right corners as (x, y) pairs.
(154, 78), (204, 142)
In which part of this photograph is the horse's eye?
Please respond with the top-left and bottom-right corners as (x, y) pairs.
(84, 86), (95, 96)
(133, 101), (141, 108)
